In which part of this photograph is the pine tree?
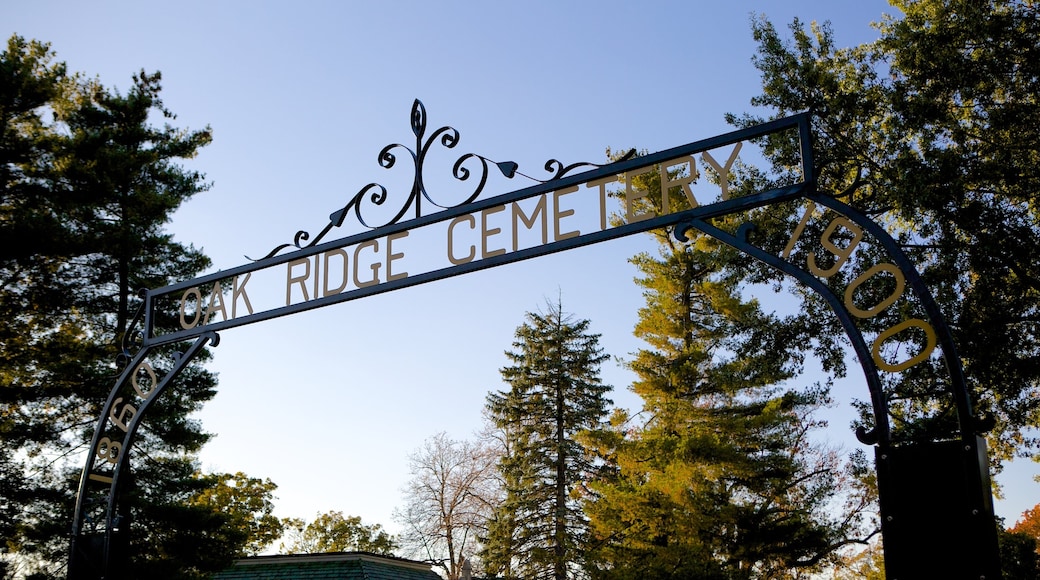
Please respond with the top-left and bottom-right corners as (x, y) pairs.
(0, 36), (72, 572)
(580, 160), (869, 579)
(0, 35), (270, 577)
(481, 302), (612, 580)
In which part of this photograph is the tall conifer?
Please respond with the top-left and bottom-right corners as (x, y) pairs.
(0, 36), (271, 577)
(482, 302), (611, 580)
(581, 160), (867, 579)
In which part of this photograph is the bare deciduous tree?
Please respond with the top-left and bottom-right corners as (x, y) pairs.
(395, 432), (500, 580)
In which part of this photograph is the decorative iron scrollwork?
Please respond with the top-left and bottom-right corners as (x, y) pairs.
(115, 289), (149, 370)
(250, 99), (629, 260)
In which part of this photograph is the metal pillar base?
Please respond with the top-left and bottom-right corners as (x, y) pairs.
(876, 437), (1002, 579)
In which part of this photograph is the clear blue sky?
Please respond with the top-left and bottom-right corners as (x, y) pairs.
(5, 0), (1036, 545)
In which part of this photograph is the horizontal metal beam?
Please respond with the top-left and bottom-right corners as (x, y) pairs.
(144, 113), (811, 346)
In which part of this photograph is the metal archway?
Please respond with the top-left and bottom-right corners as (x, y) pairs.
(68, 104), (1000, 579)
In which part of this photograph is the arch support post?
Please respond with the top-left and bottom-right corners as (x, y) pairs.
(675, 194), (1002, 579)
(68, 332), (218, 580)
(875, 437), (1001, 579)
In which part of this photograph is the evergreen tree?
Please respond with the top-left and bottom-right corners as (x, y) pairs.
(0, 35), (266, 577)
(730, 0), (1040, 463)
(481, 302), (612, 580)
(0, 35), (72, 573)
(580, 159), (870, 579)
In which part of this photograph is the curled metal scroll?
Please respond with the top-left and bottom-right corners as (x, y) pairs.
(116, 292), (148, 370)
(516, 148), (637, 183)
(250, 99), (630, 260)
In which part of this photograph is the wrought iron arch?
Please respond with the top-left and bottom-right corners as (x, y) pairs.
(67, 103), (1001, 579)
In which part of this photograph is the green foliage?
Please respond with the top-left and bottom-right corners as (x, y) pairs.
(280, 511), (399, 555)
(190, 472), (285, 557)
(580, 156), (872, 579)
(122, 460), (241, 579)
(481, 301), (612, 580)
(732, 0), (1040, 462)
(1014, 503), (1040, 534)
(1002, 504), (1040, 579)
(999, 527), (1040, 580)
(0, 34), (267, 577)
(0, 35), (70, 264)
(832, 540), (885, 580)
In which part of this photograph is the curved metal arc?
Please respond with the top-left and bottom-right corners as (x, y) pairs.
(544, 158), (595, 180)
(410, 98), (427, 139)
(71, 343), (157, 537)
(675, 217), (891, 446)
(804, 192), (975, 441)
(377, 142), (422, 222)
(414, 102), (462, 217)
(70, 332), (219, 578)
(248, 180), (391, 261)
(101, 332), (218, 576)
(449, 153), (492, 207)
(105, 332), (219, 506)
(507, 149), (639, 185)
(68, 342), (157, 580)
(541, 148), (637, 181)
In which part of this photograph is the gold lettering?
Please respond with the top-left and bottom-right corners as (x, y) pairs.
(660, 156), (698, 211)
(782, 201), (817, 260)
(585, 176), (615, 231)
(353, 240), (380, 288)
(286, 258), (311, 304)
(701, 143), (742, 200)
(481, 205), (507, 259)
(179, 287), (203, 329)
(323, 249), (349, 296)
(512, 195), (548, 251)
(625, 165), (656, 223)
(844, 263), (906, 319)
(387, 231), (408, 282)
(232, 273), (254, 318)
(448, 215), (476, 265)
(132, 361), (157, 399)
(553, 186), (580, 241)
(871, 319), (938, 372)
(312, 254), (320, 302)
(109, 398), (136, 432)
(203, 281), (227, 324)
(808, 217), (863, 278)
(88, 473), (113, 484)
(97, 437), (122, 465)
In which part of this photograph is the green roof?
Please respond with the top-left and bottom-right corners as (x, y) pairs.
(212, 552), (442, 580)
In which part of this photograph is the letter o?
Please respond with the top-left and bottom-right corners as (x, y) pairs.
(844, 263), (906, 319)
(871, 318), (938, 373)
(179, 287), (203, 329)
